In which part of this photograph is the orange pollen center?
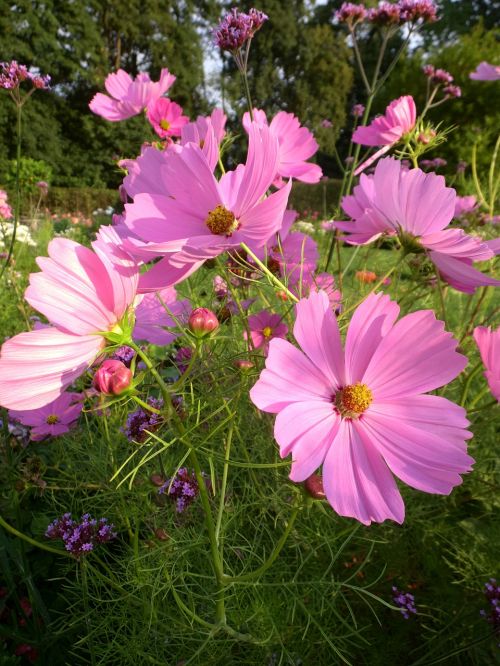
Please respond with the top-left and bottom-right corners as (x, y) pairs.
(205, 205), (237, 235)
(335, 383), (373, 419)
(262, 326), (273, 338)
(160, 118), (171, 130)
(46, 414), (60, 424)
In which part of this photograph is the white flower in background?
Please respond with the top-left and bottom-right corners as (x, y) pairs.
(294, 220), (316, 235)
(0, 221), (37, 247)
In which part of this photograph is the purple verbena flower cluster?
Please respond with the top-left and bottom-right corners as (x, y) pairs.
(45, 513), (116, 557)
(123, 397), (163, 442)
(214, 7), (268, 51)
(443, 84), (461, 98)
(480, 578), (500, 634)
(422, 65), (454, 85)
(158, 467), (200, 513)
(111, 345), (136, 367)
(335, 0), (437, 26)
(0, 61), (51, 90)
(352, 103), (366, 118)
(392, 586), (417, 619)
(420, 157), (447, 170)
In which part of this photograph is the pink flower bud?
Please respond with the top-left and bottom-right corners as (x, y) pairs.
(188, 308), (219, 338)
(93, 360), (132, 395)
(303, 473), (326, 500)
(234, 359), (254, 372)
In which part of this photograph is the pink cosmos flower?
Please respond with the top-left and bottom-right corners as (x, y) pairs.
(470, 62), (500, 82)
(9, 392), (83, 441)
(133, 286), (191, 346)
(352, 96), (416, 174)
(243, 109), (322, 184)
(146, 98), (189, 138)
(89, 68), (176, 121)
(0, 227), (139, 410)
(250, 290), (474, 525)
(245, 311), (288, 355)
(296, 272), (342, 311)
(473, 326), (500, 402)
(122, 122), (292, 291)
(182, 108), (227, 147)
(335, 157), (500, 293)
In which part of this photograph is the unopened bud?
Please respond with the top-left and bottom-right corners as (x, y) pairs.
(417, 129), (436, 144)
(234, 359), (254, 372)
(304, 473), (326, 500)
(93, 359), (132, 395)
(188, 308), (219, 338)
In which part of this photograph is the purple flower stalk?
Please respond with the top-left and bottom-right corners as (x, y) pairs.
(158, 467), (201, 513)
(480, 578), (500, 634)
(352, 103), (365, 118)
(123, 397), (163, 442)
(0, 61), (50, 90)
(368, 2), (402, 25)
(111, 345), (136, 367)
(398, 0), (438, 23)
(46, 513), (116, 558)
(392, 586), (417, 619)
(335, 2), (367, 24)
(214, 7), (268, 52)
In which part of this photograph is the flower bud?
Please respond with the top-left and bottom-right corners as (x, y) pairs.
(303, 473), (326, 500)
(93, 359), (132, 395)
(188, 308), (219, 338)
(234, 359), (254, 372)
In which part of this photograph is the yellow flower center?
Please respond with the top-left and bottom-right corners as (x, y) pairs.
(205, 205), (237, 236)
(262, 326), (273, 338)
(335, 383), (373, 419)
(160, 118), (171, 131)
(46, 414), (60, 424)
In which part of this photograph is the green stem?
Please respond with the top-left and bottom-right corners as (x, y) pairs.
(460, 362), (483, 406)
(215, 423), (233, 545)
(0, 514), (72, 557)
(128, 342), (172, 411)
(240, 242), (298, 302)
(189, 447), (226, 623)
(434, 267), (448, 330)
(81, 560), (97, 666)
(0, 103), (22, 279)
(223, 504), (300, 584)
(468, 398), (498, 414)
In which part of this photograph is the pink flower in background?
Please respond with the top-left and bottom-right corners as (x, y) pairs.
(0, 226), (139, 410)
(352, 96), (416, 174)
(122, 123), (291, 291)
(245, 311), (288, 355)
(146, 98), (189, 138)
(133, 286), (191, 345)
(0, 190), (12, 219)
(9, 392), (83, 441)
(89, 68), (176, 121)
(250, 290), (473, 525)
(335, 158), (500, 293)
(353, 96), (416, 146)
(243, 109), (322, 184)
(297, 272), (342, 311)
(473, 326), (500, 402)
(454, 195), (477, 219)
(470, 62), (500, 81)
(182, 108), (227, 147)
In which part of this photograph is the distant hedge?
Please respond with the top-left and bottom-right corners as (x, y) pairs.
(289, 179), (342, 217)
(47, 187), (120, 216)
(27, 180), (343, 219)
